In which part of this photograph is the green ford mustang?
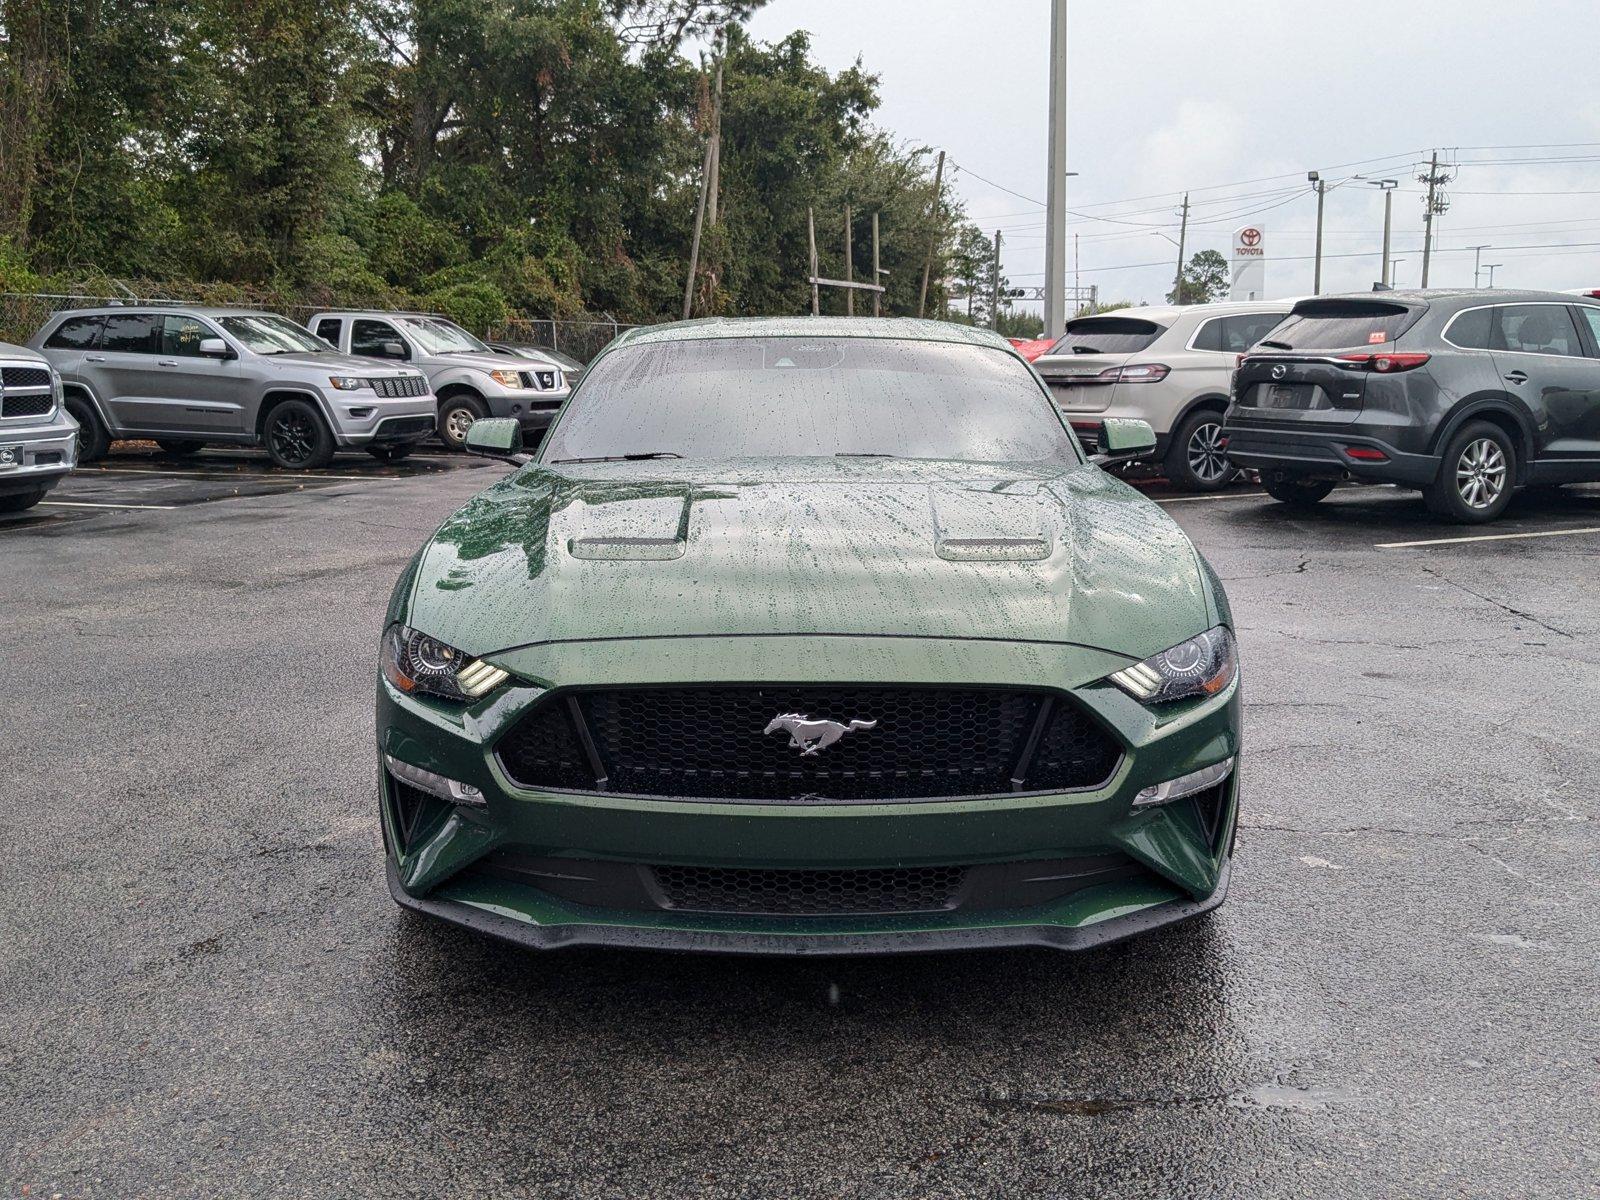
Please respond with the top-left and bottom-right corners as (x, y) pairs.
(377, 317), (1240, 955)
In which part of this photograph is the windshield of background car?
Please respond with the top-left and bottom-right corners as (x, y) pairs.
(1261, 301), (1416, 350)
(541, 338), (1081, 464)
(1047, 317), (1165, 355)
(401, 318), (491, 355)
(217, 315), (329, 355)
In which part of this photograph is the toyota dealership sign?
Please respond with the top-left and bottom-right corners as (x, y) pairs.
(1231, 225), (1266, 300)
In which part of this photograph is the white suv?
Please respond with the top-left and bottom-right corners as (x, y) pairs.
(1034, 301), (1292, 491)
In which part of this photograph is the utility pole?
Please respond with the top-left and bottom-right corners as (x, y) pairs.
(844, 205), (854, 317)
(1468, 243), (1492, 288)
(1171, 193), (1189, 305)
(1073, 232), (1080, 317)
(991, 230), (1003, 331)
(807, 207), (819, 315)
(681, 57), (722, 320)
(1308, 170), (1326, 295)
(1042, 0), (1068, 336)
(871, 212), (882, 317)
(1418, 150), (1453, 288)
(705, 58), (723, 226)
(918, 150), (945, 318)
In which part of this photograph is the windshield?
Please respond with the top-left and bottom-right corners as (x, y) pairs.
(1047, 316), (1165, 356)
(400, 317), (491, 355)
(541, 338), (1080, 464)
(217, 314), (328, 355)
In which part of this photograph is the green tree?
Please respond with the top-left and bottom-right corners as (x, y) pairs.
(1167, 249), (1229, 305)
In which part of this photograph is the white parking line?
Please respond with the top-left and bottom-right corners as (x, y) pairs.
(38, 500), (177, 511)
(1154, 492), (1265, 505)
(82, 466), (389, 483)
(1376, 526), (1600, 549)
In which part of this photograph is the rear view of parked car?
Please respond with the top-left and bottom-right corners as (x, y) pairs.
(1033, 301), (1291, 491)
(1223, 290), (1600, 522)
(0, 340), (77, 513)
(31, 308), (436, 469)
(310, 313), (569, 449)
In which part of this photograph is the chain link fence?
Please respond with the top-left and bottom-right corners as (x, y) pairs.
(1, 292), (643, 363)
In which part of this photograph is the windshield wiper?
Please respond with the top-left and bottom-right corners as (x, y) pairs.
(551, 452), (684, 464)
(835, 452), (898, 458)
(1070, 345), (1105, 354)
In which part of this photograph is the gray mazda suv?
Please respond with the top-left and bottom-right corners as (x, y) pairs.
(1223, 289), (1600, 522)
(31, 307), (436, 469)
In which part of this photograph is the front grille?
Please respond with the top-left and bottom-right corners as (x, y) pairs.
(1, 366), (50, 389)
(373, 375), (428, 398)
(535, 370), (557, 389)
(374, 415), (435, 438)
(0, 394), (53, 419)
(654, 864), (965, 915)
(497, 686), (1121, 802)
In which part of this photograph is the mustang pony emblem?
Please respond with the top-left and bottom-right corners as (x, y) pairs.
(763, 713), (877, 756)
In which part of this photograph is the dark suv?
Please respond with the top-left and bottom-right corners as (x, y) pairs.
(1222, 290), (1600, 522)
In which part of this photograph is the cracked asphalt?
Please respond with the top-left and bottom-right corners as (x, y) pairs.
(3, 450), (1597, 1198)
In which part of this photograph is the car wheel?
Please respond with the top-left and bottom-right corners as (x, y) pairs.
(155, 439), (204, 456)
(1262, 473), (1336, 508)
(1423, 420), (1515, 524)
(438, 395), (488, 450)
(63, 396), (109, 462)
(367, 444), (412, 463)
(263, 399), (335, 470)
(1165, 409), (1233, 492)
(0, 488), (46, 513)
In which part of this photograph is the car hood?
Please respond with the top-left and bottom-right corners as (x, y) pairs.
(267, 351), (422, 375)
(403, 458), (1212, 661)
(423, 351), (526, 374)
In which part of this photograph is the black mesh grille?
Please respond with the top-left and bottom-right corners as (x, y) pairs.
(0, 394), (53, 419)
(497, 686), (1121, 802)
(375, 415), (435, 438)
(654, 864), (965, 915)
(1, 366), (50, 389)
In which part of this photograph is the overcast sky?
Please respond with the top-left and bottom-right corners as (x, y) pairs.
(744, 0), (1600, 316)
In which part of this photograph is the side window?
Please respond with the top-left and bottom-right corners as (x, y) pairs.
(99, 313), (158, 354)
(315, 318), (342, 346)
(1445, 307), (1496, 350)
(351, 319), (405, 359)
(161, 315), (211, 357)
(1573, 307), (1600, 356)
(1224, 312), (1289, 352)
(44, 315), (103, 349)
(1190, 318), (1226, 352)
(1500, 305), (1581, 357)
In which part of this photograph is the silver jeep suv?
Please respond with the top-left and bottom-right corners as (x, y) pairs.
(0, 340), (77, 513)
(31, 307), (436, 469)
(307, 312), (570, 449)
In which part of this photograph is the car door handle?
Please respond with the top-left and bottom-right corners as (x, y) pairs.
(1504, 370), (1528, 383)
(85, 354), (106, 362)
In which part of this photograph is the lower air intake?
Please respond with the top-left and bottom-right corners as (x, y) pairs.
(653, 864), (966, 915)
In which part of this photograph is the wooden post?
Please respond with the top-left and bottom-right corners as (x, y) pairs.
(844, 205), (854, 317)
(871, 211), (881, 317)
(682, 103), (714, 320)
(918, 149), (945, 318)
(706, 59), (723, 227)
(807, 207), (820, 315)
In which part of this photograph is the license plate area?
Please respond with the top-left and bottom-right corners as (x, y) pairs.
(1252, 382), (1319, 411)
(0, 444), (22, 469)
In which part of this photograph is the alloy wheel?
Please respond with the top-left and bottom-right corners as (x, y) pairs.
(1454, 437), (1507, 510)
(1187, 421), (1228, 484)
(269, 410), (315, 466)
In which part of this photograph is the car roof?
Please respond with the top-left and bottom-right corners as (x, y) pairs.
(1070, 300), (1298, 325)
(45, 306), (289, 320)
(609, 316), (1015, 352)
(1300, 288), (1587, 307)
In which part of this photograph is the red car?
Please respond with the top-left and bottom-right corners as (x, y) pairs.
(1006, 336), (1056, 362)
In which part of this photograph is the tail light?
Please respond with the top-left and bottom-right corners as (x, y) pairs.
(1345, 446), (1389, 461)
(1336, 352), (1430, 373)
(1098, 363), (1170, 384)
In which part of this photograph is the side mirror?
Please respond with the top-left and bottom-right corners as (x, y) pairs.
(463, 416), (528, 464)
(381, 340), (408, 360)
(1089, 417), (1157, 465)
(198, 337), (231, 358)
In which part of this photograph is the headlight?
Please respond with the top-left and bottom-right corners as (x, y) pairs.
(1108, 626), (1236, 705)
(489, 369), (523, 388)
(50, 368), (63, 404)
(382, 624), (509, 702)
(329, 375), (370, 390)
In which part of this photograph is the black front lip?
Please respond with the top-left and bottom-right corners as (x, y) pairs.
(386, 857), (1231, 957)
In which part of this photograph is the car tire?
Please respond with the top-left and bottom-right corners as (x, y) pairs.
(438, 394), (487, 450)
(63, 396), (109, 462)
(367, 444), (412, 463)
(1262, 473), (1336, 508)
(262, 398), (335, 470)
(0, 488), (46, 513)
(1423, 420), (1516, 524)
(155, 439), (204, 456)
(1164, 409), (1233, 492)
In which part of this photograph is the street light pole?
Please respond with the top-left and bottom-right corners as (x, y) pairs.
(1468, 244), (1492, 288)
(1358, 178), (1398, 288)
(1389, 258), (1407, 288)
(1484, 263), (1503, 288)
(1042, 0), (1069, 338)
(1309, 171), (1326, 295)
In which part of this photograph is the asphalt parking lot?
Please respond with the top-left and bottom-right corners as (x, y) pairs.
(4, 450), (1597, 1198)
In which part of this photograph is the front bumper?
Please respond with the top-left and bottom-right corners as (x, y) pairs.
(0, 415), (77, 497)
(483, 386), (569, 432)
(377, 635), (1241, 956)
(1223, 418), (1439, 486)
(332, 397), (437, 447)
